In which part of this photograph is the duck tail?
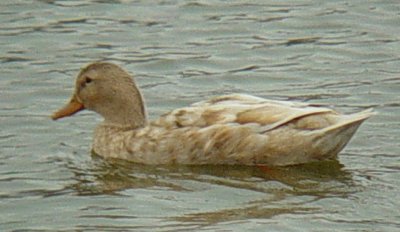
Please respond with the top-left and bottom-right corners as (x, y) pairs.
(310, 108), (375, 160)
(322, 108), (375, 134)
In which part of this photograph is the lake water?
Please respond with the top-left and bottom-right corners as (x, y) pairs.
(1, 0), (399, 231)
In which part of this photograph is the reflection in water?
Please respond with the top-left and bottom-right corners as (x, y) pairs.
(68, 156), (188, 195)
(66, 155), (356, 228)
(70, 156), (353, 194)
(170, 203), (316, 229)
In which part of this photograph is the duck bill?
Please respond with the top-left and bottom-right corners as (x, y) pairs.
(51, 95), (85, 120)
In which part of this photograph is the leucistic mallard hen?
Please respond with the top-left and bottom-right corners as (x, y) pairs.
(52, 62), (374, 166)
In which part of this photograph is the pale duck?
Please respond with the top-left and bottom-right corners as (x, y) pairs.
(51, 62), (374, 166)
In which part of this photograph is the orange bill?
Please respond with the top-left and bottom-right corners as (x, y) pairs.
(51, 95), (84, 120)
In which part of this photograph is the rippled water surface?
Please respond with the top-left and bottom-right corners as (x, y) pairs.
(1, 0), (400, 231)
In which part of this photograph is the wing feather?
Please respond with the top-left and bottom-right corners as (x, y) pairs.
(152, 94), (336, 132)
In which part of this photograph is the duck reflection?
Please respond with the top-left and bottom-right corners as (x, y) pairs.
(69, 153), (353, 196)
(66, 153), (357, 228)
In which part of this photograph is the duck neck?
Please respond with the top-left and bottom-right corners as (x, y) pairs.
(104, 102), (147, 129)
(100, 85), (148, 129)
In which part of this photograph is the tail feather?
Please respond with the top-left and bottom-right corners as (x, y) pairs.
(321, 108), (375, 134)
(310, 108), (375, 160)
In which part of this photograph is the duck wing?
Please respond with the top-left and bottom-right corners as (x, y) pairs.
(152, 94), (335, 132)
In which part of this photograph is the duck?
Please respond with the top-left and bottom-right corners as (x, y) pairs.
(51, 62), (374, 166)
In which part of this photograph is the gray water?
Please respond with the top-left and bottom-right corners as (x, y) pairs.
(1, 0), (399, 231)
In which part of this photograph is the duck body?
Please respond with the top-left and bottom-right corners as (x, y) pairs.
(52, 62), (374, 166)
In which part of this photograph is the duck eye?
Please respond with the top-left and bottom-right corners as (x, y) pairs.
(85, 77), (93, 84)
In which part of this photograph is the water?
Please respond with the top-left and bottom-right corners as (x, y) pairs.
(1, 0), (399, 231)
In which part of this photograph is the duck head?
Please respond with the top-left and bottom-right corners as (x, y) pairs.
(52, 62), (147, 128)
